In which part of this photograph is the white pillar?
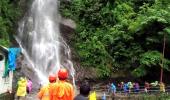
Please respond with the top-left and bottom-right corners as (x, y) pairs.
(0, 53), (13, 94)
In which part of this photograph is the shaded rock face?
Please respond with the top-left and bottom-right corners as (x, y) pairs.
(59, 17), (76, 43)
(74, 64), (98, 81)
(13, 55), (24, 92)
(59, 18), (99, 81)
(60, 18), (76, 29)
(13, 54), (41, 91)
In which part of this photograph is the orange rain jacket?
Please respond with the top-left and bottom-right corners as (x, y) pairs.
(38, 83), (55, 100)
(49, 80), (74, 100)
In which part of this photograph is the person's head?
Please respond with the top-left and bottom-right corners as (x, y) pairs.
(19, 77), (24, 80)
(79, 83), (91, 96)
(58, 68), (68, 80)
(49, 74), (56, 83)
(27, 78), (31, 81)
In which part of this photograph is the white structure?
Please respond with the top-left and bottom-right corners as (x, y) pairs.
(0, 49), (13, 94)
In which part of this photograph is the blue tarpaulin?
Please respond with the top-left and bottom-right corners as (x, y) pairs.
(8, 48), (21, 70)
(3, 48), (21, 77)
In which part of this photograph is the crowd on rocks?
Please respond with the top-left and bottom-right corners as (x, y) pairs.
(15, 77), (32, 100)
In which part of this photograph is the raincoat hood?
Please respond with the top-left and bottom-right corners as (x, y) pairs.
(58, 68), (68, 80)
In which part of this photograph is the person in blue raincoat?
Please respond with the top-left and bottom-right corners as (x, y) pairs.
(123, 83), (128, 94)
(111, 83), (116, 96)
(134, 82), (139, 93)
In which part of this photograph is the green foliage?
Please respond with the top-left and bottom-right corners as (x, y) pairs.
(0, 0), (21, 47)
(132, 51), (170, 77)
(60, 0), (170, 78)
(132, 65), (147, 77)
(97, 65), (112, 78)
(140, 51), (161, 67)
(141, 93), (170, 100)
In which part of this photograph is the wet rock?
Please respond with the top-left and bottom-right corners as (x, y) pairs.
(59, 17), (76, 44)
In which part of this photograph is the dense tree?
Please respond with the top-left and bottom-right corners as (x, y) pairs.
(60, 0), (170, 78)
(1, 0), (170, 78)
(0, 0), (21, 47)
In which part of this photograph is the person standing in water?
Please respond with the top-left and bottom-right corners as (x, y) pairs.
(49, 68), (74, 100)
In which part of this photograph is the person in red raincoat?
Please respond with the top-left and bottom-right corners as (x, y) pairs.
(49, 68), (74, 100)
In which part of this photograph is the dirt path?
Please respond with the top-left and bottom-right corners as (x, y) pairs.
(14, 92), (38, 100)
(26, 92), (38, 100)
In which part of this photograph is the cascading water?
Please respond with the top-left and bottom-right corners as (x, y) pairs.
(15, 0), (75, 86)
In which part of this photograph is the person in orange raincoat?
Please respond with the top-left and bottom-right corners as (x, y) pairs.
(50, 68), (74, 100)
(38, 74), (56, 100)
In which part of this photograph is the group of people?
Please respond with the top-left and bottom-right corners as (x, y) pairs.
(38, 68), (95, 100)
(144, 81), (165, 93)
(15, 68), (97, 100)
(107, 81), (140, 95)
(16, 77), (32, 99)
(107, 81), (166, 95)
(15, 68), (166, 100)
(38, 68), (74, 100)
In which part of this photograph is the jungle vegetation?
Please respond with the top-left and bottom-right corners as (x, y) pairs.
(1, 0), (170, 79)
(0, 0), (22, 47)
(60, 0), (170, 78)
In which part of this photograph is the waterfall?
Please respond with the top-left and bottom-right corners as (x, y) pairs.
(15, 0), (75, 86)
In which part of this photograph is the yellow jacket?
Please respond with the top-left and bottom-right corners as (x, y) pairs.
(89, 91), (97, 100)
(16, 78), (27, 96)
(160, 83), (165, 92)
